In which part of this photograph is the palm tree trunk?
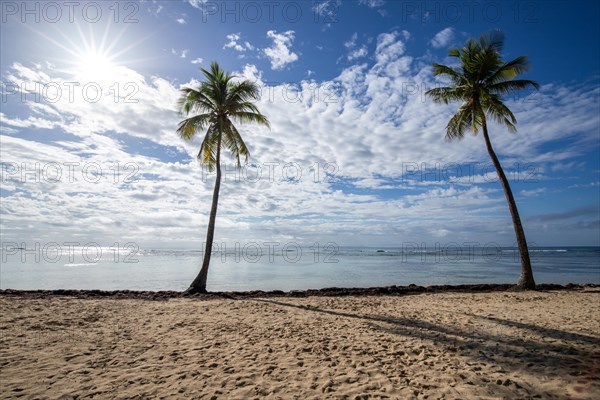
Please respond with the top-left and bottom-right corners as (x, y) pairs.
(481, 122), (535, 289)
(186, 135), (222, 294)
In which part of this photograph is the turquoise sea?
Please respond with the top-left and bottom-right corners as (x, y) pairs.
(1, 245), (598, 291)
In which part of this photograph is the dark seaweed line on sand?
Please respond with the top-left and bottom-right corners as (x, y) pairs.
(0, 283), (598, 301)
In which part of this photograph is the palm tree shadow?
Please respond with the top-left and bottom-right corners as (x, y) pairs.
(251, 298), (600, 391)
(462, 312), (600, 347)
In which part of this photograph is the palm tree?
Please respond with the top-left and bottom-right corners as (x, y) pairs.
(177, 62), (270, 294)
(426, 31), (540, 289)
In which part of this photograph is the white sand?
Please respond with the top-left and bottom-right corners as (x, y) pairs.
(1, 290), (599, 399)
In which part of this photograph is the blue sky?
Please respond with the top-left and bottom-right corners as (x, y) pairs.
(0, 0), (599, 249)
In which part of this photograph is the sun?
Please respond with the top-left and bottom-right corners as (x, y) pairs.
(75, 49), (118, 82)
(78, 50), (113, 73)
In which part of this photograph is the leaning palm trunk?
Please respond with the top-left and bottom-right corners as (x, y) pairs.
(482, 123), (535, 289)
(177, 62), (270, 293)
(425, 31), (539, 289)
(186, 137), (222, 294)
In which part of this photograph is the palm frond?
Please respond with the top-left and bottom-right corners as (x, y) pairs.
(198, 124), (219, 170)
(446, 103), (471, 140)
(222, 121), (250, 167)
(479, 30), (505, 53)
(447, 48), (461, 58)
(472, 103), (486, 133)
(226, 80), (261, 104)
(228, 101), (261, 114)
(489, 79), (540, 95)
(231, 111), (271, 128)
(431, 64), (461, 80)
(487, 56), (533, 84)
(484, 95), (517, 132)
(425, 86), (465, 104)
(176, 113), (212, 141)
(177, 87), (216, 116)
(474, 47), (503, 82)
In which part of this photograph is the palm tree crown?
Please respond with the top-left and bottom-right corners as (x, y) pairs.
(177, 62), (270, 170)
(426, 31), (539, 139)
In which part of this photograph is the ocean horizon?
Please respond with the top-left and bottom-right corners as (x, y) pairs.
(2, 245), (598, 292)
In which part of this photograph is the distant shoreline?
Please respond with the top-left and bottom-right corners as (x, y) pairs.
(1, 283), (598, 301)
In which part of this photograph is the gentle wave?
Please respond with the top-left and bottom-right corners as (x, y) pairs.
(64, 263), (96, 267)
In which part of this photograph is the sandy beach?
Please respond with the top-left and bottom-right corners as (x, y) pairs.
(1, 289), (599, 399)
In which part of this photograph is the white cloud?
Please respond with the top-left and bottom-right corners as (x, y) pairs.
(0, 125), (18, 134)
(2, 30), (599, 247)
(190, 58), (203, 65)
(176, 18), (186, 24)
(359, 0), (385, 7)
(148, 4), (163, 17)
(568, 181), (600, 189)
(344, 33), (358, 49)
(187, 0), (208, 8)
(344, 33), (369, 61)
(223, 33), (255, 53)
(430, 27), (455, 49)
(376, 31), (405, 61)
(312, 0), (341, 18)
(171, 49), (188, 58)
(430, 228), (451, 238)
(226, 33), (240, 44)
(235, 64), (263, 84)
(521, 188), (547, 197)
(2, 62), (181, 147)
(348, 46), (368, 61)
(264, 30), (298, 70)
(358, 0), (387, 16)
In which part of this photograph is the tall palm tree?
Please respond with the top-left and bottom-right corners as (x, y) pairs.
(177, 62), (270, 294)
(426, 31), (540, 289)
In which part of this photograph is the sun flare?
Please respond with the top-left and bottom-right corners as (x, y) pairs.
(23, 15), (150, 87)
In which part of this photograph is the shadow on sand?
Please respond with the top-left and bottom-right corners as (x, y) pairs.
(251, 297), (600, 396)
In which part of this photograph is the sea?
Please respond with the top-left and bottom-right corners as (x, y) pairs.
(1, 245), (599, 291)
